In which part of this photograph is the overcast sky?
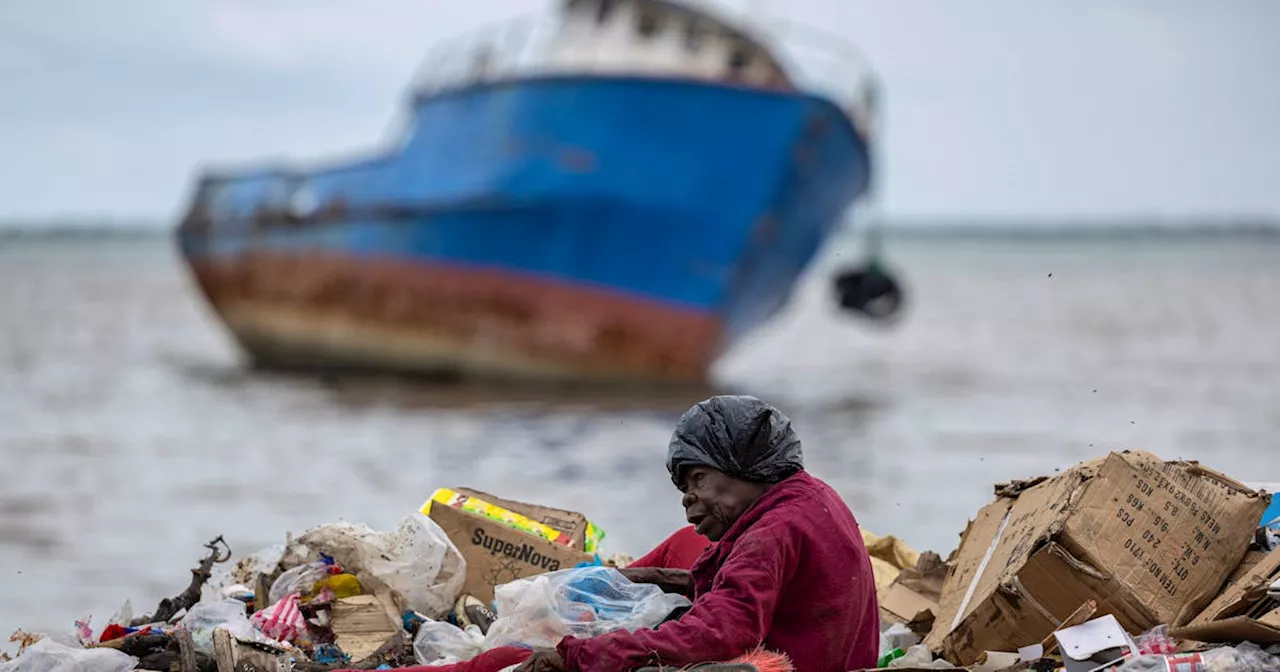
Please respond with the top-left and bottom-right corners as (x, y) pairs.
(2, 0), (1277, 223)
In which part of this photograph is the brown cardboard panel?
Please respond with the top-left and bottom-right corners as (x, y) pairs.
(924, 499), (1016, 653)
(428, 501), (592, 603)
(1184, 547), (1280, 627)
(1226, 550), (1270, 587)
(880, 582), (938, 624)
(1172, 546), (1280, 644)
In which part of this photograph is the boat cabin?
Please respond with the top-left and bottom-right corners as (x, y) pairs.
(544, 0), (794, 89)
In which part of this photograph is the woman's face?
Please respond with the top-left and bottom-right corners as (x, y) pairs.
(678, 466), (766, 542)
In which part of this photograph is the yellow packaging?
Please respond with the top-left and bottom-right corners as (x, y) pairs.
(423, 488), (573, 548)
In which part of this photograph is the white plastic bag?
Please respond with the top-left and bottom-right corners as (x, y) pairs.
(0, 637), (137, 672)
(412, 621), (485, 666)
(178, 599), (280, 653)
(292, 513), (466, 618)
(268, 561), (331, 605)
(878, 623), (920, 658)
(483, 566), (692, 650)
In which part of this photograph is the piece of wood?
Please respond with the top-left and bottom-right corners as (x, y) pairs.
(213, 629), (236, 672)
(176, 629), (199, 672)
(329, 590), (405, 663)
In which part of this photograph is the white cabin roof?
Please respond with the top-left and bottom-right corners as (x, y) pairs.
(412, 0), (881, 135)
(546, 0), (794, 89)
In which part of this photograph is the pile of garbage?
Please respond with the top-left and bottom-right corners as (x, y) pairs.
(0, 487), (684, 672)
(871, 451), (1280, 671)
(2, 453), (1279, 672)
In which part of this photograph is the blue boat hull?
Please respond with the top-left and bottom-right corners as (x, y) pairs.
(178, 75), (870, 384)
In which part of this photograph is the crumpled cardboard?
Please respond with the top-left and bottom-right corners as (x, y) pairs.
(881, 551), (949, 637)
(1172, 546), (1280, 645)
(925, 451), (1269, 666)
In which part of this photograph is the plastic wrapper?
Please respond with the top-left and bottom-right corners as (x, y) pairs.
(106, 601), (132, 628)
(483, 566), (692, 650)
(666, 395), (803, 485)
(251, 593), (306, 642)
(71, 618), (91, 647)
(412, 621), (485, 666)
(1198, 643), (1280, 672)
(0, 638), (137, 672)
(291, 513), (465, 618)
(1133, 624), (1177, 656)
(178, 599), (281, 653)
(1114, 644), (1280, 672)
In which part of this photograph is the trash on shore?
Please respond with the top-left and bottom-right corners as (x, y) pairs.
(4, 453), (1280, 672)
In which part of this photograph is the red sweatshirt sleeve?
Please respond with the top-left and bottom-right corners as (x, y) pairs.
(557, 515), (799, 672)
(626, 535), (672, 569)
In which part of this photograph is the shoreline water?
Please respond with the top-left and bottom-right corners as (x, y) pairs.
(3, 232), (1278, 641)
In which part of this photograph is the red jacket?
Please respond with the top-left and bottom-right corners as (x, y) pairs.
(558, 471), (879, 672)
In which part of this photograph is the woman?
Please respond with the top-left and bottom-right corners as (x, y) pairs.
(520, 395), (880, 672)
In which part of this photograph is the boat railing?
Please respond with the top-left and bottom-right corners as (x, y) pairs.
(409, 9), (881, 138)
(411, 15), (551, 96)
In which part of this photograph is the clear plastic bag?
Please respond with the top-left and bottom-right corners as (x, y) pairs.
(1199, 642), (1280, 672)
(178, 599), (280, 653)
(0, 637), (137, 672)
(483, 566), (692, 650)
(1133, 624), (1177, 656)
(268, 561), (332, 605)
(291, 513), (465, 618)
(412, 621), (486, 666)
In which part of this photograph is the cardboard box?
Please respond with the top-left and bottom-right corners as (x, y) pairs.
(426, 497), (593, 603)
(1172, 546), (1280, 645)
(453, 487), (591, 549)
(925, 451), (1269, 665)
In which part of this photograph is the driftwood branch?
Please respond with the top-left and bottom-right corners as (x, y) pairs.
(133, 536), (232, 627)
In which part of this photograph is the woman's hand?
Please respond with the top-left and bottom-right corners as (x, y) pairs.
(618, 567), (694, 597)
(514, 649), (567, 672)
